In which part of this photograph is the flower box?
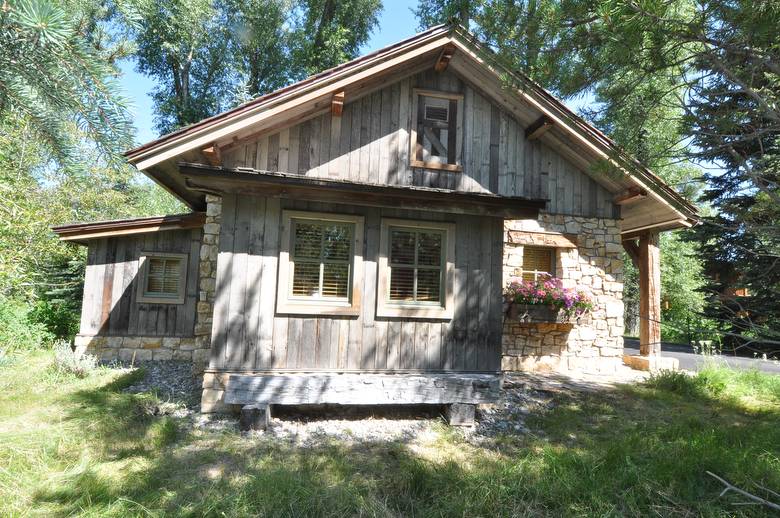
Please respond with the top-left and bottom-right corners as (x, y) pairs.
(503, 275), (593, 324)
(506, 303), (590, 325)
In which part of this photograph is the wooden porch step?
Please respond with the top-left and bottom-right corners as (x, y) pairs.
(224, 373), (501, 406)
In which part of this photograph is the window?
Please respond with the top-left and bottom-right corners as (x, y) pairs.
(410, 89), (463, 172)
(521, 246), (555, 281)
(377, 219), (455, 319)
(277, 211), (364, 316)
(137, 252), (188, 304)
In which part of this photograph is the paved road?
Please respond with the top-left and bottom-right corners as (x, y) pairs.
(624, 339), (780, 374)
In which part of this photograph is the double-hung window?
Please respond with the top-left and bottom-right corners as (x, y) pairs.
(377, 219), (455, 319)
(277, 211), (364, 315)
(137, 252), (188, 304)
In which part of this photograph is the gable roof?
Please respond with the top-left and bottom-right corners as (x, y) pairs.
(125, 23), (697, 234)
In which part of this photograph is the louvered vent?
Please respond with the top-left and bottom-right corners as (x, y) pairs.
(424, 105), (449, 122)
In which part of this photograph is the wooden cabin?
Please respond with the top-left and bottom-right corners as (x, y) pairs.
(53, 24), (697, 425)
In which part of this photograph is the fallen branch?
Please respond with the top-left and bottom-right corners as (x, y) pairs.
(706, 471), (780, 511)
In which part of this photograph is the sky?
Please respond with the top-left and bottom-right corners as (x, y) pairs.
(118, 0), (423, 146)
(118, 1), (594, 146)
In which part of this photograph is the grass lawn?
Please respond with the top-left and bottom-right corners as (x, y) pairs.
(2, 350), (780, 516)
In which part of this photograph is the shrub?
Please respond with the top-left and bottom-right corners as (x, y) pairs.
(51, 340), (97, 378)
(29, 299), (80, 341)
(0, 297), (54, 352)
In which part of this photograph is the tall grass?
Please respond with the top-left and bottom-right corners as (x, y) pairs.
(2, 349), (779, 516)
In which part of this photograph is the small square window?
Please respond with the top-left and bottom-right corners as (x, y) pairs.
(137, 252), (188, 304)
(411, 89), (463, 172)
(521, 246), (555, 281)
(277, 210), (364, 316)
(377, 219), (455, 319)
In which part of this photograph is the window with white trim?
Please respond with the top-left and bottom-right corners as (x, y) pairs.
(411, 89), (463, 171)
(521, 246), (555, 281)
(377, 219), (455, 319)
(277, 211), (364, 316)
(137, 252), (188, 304)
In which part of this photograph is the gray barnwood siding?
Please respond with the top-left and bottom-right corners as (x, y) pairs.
(79, 229), (201, 337)
(209, 193), (504, 373)
(221, 69), (617, 219)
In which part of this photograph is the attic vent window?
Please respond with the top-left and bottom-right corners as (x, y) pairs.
(425, 105), (449, 122)
(411, 89), (463, 172)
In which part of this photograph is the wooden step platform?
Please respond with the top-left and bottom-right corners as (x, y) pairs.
(224, 373), (501, 407)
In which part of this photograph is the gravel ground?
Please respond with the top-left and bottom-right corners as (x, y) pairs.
(118, 361), (644, 445)
(121, 360), (203, 408)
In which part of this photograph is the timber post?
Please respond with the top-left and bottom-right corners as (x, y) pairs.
(638, 232), (661, 356)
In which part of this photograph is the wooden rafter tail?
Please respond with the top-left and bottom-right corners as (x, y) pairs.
(201, 143), (222, 167)
(331, 91), (345, 117)
(525, 115), (554, 140)
(434, 43), (456, 72)
(613, 186), (648, 205)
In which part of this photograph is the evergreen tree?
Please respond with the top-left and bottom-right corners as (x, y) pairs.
(0, 0), (134, 163)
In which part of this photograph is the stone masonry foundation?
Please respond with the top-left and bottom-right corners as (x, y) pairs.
(74, 334), (209, 365)
(502, 214), (625, 374)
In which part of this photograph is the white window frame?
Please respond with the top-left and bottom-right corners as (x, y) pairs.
(377, 218), (455, 319)
(136, 252), (188, 304)
(410, 89), (464, 172)
(276, 210), (364, 316)
(520, 246), (557, 281)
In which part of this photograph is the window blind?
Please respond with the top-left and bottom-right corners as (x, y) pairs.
(291, 220), (352, 299)
(389, 228), (443, 304)
(521, 246), (553, 281)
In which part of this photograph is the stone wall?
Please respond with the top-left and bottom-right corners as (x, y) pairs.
(501, 214), (624, 374)
(74, 335), (207, 363)
(194, 195), (222, 359)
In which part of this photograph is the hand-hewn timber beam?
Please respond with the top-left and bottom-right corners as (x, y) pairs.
(434, 43), (456, 72)
(525, 115), (554, 141)
(178, 162), (546, 219)
(613, 186), (648, 205)
(638, 232), (661, 356)
(331, 91), (345, 116)
(622, 239), (640, 268)
(201, 143), (222, 166)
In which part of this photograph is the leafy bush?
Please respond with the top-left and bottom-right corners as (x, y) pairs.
(30, 299), (80, 341)
(0, 297), (54, 352)
(51, 340), (97, 378)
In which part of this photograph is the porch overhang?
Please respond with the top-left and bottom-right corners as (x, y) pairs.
(178, 162), (547, 219)
(51, 212), (206, 244)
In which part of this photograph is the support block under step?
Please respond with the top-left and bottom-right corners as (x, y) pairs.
(623, 354), (679, 372)
(239, 404), (271, 431)
(446, 403), (476, 426)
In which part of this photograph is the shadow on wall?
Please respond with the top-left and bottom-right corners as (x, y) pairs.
(83, 228), (202, 340)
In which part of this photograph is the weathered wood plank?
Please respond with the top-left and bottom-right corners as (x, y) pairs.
(225, 373), (502, 405)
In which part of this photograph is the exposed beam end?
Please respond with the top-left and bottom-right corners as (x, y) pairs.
(201, 143), (222, 167)
(525, 115), (554, 140)
(613, 186), (648, 205)
(434, 43), (456, 72)
(331, 91), (345, 117)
